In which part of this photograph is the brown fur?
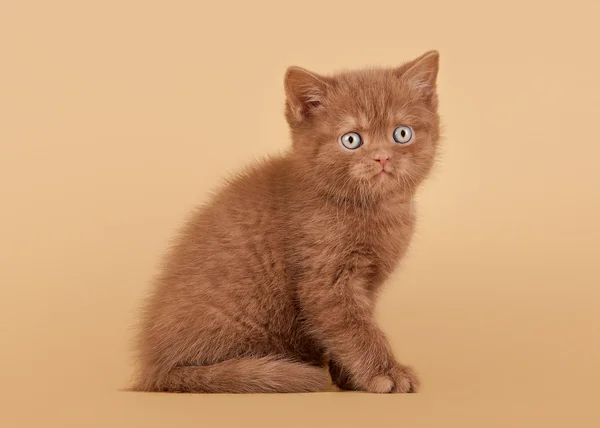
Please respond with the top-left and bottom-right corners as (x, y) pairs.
(133, 51), (441, 393)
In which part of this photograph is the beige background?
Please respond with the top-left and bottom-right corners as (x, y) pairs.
(1, 1), (599, 427)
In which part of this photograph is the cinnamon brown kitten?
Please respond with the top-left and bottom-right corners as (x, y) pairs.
(134, 50), (441, 393)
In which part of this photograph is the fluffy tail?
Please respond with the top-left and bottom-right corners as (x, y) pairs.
(135, 356), (332, 393)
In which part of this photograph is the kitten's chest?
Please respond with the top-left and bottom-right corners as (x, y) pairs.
(323, 205), (414, 271)
(354, 216), (414, 271)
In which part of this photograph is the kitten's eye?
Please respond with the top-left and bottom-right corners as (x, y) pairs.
(340, 132), (363, 150)
(393, 126), (413, 144)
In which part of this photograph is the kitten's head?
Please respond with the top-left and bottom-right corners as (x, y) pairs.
(284, 51), (441, 203)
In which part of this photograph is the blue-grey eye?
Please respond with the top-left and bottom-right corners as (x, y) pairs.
(393, 126), (413, 144)
(341, 132), (363, 150)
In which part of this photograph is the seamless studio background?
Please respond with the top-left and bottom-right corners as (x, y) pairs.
(1, 1), (599, 427)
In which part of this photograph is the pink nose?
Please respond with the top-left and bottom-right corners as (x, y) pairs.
(373, 155), (390, 169)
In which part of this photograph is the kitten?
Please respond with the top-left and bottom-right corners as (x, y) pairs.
(134, 50), (441, 393)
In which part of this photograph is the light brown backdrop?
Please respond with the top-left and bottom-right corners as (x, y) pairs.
(1, 1), (599, 427)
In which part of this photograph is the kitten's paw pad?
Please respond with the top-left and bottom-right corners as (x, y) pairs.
(365, 375), (395, 393)
(390, 365), (420, 393)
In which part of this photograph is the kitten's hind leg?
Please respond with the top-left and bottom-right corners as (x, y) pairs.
(136, 356), (331, 393)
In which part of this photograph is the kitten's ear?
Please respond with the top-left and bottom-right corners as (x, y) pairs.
(396, 50), (439, 100)
(284, 66), (329, 123)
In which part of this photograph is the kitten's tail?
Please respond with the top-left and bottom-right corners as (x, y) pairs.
(135, 356), (332, 393)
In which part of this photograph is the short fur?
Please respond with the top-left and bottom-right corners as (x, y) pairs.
(134, 51), (441, 393)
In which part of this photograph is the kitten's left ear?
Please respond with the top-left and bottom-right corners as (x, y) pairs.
(396, 50), (440, 100)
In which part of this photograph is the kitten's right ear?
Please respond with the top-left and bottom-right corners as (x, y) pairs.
(284, 66), (329, 123)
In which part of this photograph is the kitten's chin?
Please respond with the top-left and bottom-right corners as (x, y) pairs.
(362, 177), (400, 200)
(373, 173), (416, 199)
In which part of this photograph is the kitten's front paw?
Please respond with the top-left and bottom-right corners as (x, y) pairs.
(364, 365), (419, 393)
(365, 375), (395, 393)
(389, 364), (420, 393)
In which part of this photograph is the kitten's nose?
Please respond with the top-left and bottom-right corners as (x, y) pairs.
(373, 154), (391, 169)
